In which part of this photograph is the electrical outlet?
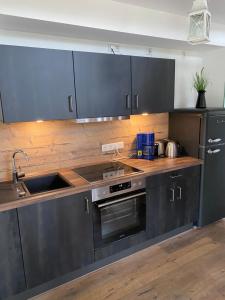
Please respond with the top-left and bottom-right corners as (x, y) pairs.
(102, 142), (124, 153)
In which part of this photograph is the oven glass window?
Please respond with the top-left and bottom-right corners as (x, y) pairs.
(100, 195), (146, 242)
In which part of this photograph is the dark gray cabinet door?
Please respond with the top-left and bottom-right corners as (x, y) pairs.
(176, 173), (200, 226)
(147, 182), (183, 238)
(147, 167), (200, 238)
(0, 45), (76, 122)
(0, 210), (26, 299)
(73, 52), (132, 118)
(131, 57), (175, 114)
(18, 192), (94, 288)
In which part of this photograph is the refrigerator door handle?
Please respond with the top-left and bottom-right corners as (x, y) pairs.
(208, 138), (222, 144)
(207, 149), (221, 155)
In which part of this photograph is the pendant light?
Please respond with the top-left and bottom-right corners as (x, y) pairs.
(188, 0), (211, 44)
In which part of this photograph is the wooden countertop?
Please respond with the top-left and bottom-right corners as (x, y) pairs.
(0, 157), (202, 213)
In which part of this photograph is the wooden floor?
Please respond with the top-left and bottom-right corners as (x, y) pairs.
(32, 221), (225, 300)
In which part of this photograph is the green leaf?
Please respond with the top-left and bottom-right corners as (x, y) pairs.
(193, 67), (208, 92)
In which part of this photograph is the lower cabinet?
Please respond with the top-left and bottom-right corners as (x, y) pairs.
(17, 191), (94, 288)
(0, 209), (26, 299)
(0, 167), (201, 297)
(147, 166), (200, 238)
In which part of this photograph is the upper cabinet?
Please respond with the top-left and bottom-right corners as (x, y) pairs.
(131, 57), (175, 114)
(0, 45), (175, 123)
(73, 52), (132, 119)
(0, 45), (76, 122)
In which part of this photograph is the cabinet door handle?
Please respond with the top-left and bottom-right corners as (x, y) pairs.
(170, 174), (182, 179)
(135, 94), (139, 109)
(85, 197), (90, 214)
(177, 186), (182, 200)
(68, 95), (74, 112)
(207, 149), (221, 155)
(126, 95), (131, 109)
(208, 138), (222, 144)
(170, 188), (175, 202)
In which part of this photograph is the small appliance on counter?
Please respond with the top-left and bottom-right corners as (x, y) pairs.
(136, 133), (155, 160)
(165, 140), (181, 158)
(154, 139), (169, 158)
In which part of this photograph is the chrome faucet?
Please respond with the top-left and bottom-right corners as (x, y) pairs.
(12, 149), (29, 184)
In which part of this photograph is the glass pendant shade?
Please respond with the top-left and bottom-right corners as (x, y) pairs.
(188, 0), (211, 44)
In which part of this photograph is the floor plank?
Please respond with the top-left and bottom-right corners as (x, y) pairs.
(32, 220), (225, 300)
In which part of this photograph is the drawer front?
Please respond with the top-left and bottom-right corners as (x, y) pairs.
(206, 116), (225, 146)
(147, 166), (200, 189)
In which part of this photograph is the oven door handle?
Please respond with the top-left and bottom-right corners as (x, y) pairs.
(96, 192), (147, 208)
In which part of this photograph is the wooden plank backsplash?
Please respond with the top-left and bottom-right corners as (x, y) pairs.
(0, 113), (168, 182)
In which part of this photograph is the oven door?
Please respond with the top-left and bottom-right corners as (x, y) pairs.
(93, 190), (146, 249)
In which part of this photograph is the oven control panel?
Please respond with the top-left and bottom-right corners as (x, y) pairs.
(92, 178), (146, 202)
(110, 181), (131, 193)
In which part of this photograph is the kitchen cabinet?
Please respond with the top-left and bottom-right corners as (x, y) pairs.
(0, 45), (76, 122)
(131, 57), (175, 114)
(0, 45), (176, 122)
(18, 191), (94, 288)
(147, 166), (200, 238)
(73, 51), (132, 119)
(0, 209), (26, 299)
(73, 52), (175, 119)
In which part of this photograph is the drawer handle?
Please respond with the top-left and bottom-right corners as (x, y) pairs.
(170, 174), (182, 179)
(208, 149), (221, 155)
(170, 188), (175, 202)
(177, 186), (182, 200)
(217, 120), (225, 123)
(208, 138), (222, 144)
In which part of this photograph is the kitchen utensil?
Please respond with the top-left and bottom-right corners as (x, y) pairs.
(155, 139), (169, 157)
(165, 140), (180, 158)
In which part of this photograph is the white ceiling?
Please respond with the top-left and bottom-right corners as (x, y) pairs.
(114, 0), (225, 25)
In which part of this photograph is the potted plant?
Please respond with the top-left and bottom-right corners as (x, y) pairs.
(194, 67), (208, 108)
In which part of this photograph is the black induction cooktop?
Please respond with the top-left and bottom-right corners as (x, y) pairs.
(74, 161), (142, 183)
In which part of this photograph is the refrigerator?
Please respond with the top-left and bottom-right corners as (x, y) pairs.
(169, 108), (225, 226)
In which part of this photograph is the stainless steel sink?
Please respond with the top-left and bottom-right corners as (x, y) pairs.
(22, 173), (72, 195)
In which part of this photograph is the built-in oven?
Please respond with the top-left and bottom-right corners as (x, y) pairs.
(92, 178), (147, 257)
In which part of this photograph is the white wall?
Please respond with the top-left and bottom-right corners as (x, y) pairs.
(0, 29), (203, 108)
(0, 0), (190, 41)
(202, 49), (225, 107)
(0, 0), (225, 47)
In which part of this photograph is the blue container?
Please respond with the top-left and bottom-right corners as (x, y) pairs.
(143, 145), (155, 160)
(145, 133), (155, 145)
(143, 132), (155, 160)
(137, 132), (155, 160)
(136, 133), (145, 159)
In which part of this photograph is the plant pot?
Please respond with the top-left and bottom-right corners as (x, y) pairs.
(196, 91), (206, 109)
